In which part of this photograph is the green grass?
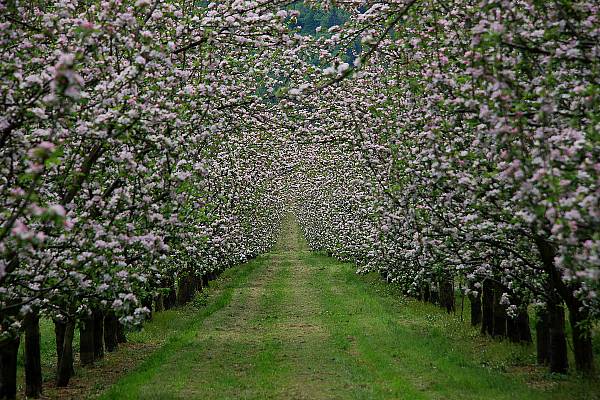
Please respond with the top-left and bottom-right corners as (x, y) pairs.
(16, 220), (600, 399)
(304, 252), (599, 400)
(96, 221), (599, 400)
(15, 255), (266, 399)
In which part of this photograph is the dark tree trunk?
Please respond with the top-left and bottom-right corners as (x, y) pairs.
(0, 336), (20, 400)
(534, 236), (571, 374)
(430, 286), (439, 305)
(507, 314), (519, 342)
(56, 320), (75, 387)
(194, 275), (203, 293)
(491, 282), (507, 338)
(54, 320), (66, 368)
(536, 309), (550, 365)
(508, 307), (532, 344)
(104, 312), (119, 352)
(165, 285), (177, 309)
(92, 309), (104, 361)
(468, 289), (482, 326)
(201, 274), (209, 288)
(566, 300), (594, 374)
(116, 323), (127, 344)
(439, 277), (455, 313)
(548, 304), (568, 374)
(177, 274), (196, 305)
(155, 294), (164, 312)
(421, 283), (431, 303)
(481, 280), (494, 336)
(79, 316), (95, 366)
(24, 312), (43, 398)
(506, 295), (531, 344)
(163, 275), (177, 310)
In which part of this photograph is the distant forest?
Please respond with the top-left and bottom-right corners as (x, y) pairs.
(288, 4), (349, 36)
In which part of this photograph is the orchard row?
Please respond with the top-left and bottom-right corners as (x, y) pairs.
(1, 1), (598, 399)
(0, 1), (304, 397)
(288, 0), (599, 377)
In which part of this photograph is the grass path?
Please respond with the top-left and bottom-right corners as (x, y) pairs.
(100, 220), (598, 400)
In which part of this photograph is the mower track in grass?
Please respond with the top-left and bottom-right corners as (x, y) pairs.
(99, 221), (599, 400)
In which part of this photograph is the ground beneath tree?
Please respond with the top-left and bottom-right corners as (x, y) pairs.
(99, 221), (598, 400)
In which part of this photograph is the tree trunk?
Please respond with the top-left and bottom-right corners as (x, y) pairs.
(481, 280), (494, 336)
(163, 276), (177, 310)
(194, 274), (203, 293)
(512, 307), (532, 343)
(536, 309), (550, 365)
(534, 236), (570, 374)
(468, 289), (482, 326)
(54, 320), (66, 368)
(56, 320), (75, 387)
(0, 336), (20, 400)
(506, 296), (531, 343)
(177, 274), (196, 305)
(548, 304), (568, 374)
(439, 277), (455, 313)
(24, 312), (43, 398)
(155, 294), (164, 312)
(93, 309), (104, 361)
(165, 286), (177, 309)
(116, 323), (127, 344)
(491, 282), (507, 338)
(430, 285), (439, 305)
(79, 316), (95, 366)
(507, 314), (519, 342)
(566, 300), (594, 374)
(421, 283), (431, 303)
(201, 274), (209, 288)
(104, 312), (119, 352)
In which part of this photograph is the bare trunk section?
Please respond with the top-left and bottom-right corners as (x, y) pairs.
(468, 287), (482, 326)
(24, 312), (43, 398)
(155, 294), (165, 312)
(163, 276), (177, 310)
(56, 320), (75, 387)
(177, 273), (196, 305)
(548, 303), (568, 374)
(54, 319), (70, 374)
(491, 281), (507, 338)
(104, 312), (119, 352)
(79, 316), (95, 366)
(439, 277), (455, 314)
(507, 307), (532, 344)
(567, 300), (594, 374)
(93, 309), (104, 361)
(535, 236), (572, 374)
(536, 309), (550, 365)
(481, 280), (494, 336)
(117, 322), (127, 343)
(0, 336), (20, 400)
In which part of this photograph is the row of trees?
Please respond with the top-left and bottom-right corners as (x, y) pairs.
(1, 1), (598, 398)
(288, 0), (599, 376)
(0, 1), (302, 398)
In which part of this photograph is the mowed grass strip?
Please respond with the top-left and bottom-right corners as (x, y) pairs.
(95, 221), (599, 399)
(303, 251), (599, 400)
(97, 254), (269, 400)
